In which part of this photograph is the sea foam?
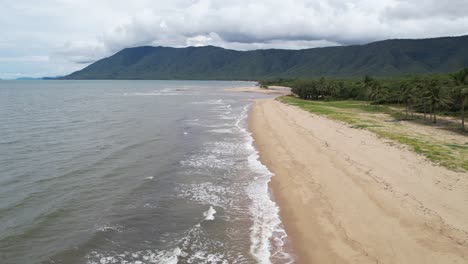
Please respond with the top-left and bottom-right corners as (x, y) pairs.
(203, 206), (217, 221)
(236, 104), (294, 264)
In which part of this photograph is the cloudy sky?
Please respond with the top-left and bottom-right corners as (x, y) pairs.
(1, 0), (468, 79)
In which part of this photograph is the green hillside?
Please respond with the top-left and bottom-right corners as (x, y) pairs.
(64, 35), (468, 80)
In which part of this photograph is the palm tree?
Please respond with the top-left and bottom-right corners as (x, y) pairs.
(369, 80), (388, 104)
(317, 77), (328, 99)
(421, 77), (451, 123)
(460, 88), (468, 131)
(363, 75), (374, 103)
(398, 79), (415, 118)
(413, 77), (432, 120)
(450, 68), (468, 131)
(325, 80), (338, 98)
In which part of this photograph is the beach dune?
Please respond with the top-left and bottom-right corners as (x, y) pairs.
(249, 98), (468, 263)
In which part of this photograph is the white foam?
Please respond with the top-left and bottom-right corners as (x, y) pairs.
(143, 203), (158, 208)
(203, 206), (217, 221)
(236, 104), (294, 264)
(183, 103), (292, 263)
(87, 220), (231, 263)
(206, 142), (238, 155)
(176, 182), (234, 209)
(209, 105), (232, 114)
(210, 104), (231, 110)
(219, 115), (236, 120)
(209, 128), (234, 134)
(123, 92), (179, 96)
(185, 251), (227, 264)
(87, 247), (182, 264)
(198, 123), (231, 128)
(192, 99), (224, 105)
(88, 239), (231, 264)
(159, 88), (176, 92)
(180, 154), (235, 170)
(145, 176), (154, 180)
(96, 224), (123, 233)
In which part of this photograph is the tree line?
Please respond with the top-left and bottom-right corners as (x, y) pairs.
(259, 68), (468, 131)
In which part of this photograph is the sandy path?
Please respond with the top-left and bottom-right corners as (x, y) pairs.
(249, 98), (468, 263)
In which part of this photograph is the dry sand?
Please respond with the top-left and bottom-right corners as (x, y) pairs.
(249, 98), (468, 263)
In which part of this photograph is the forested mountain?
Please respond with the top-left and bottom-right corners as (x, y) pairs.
(64, 35), (468, 80)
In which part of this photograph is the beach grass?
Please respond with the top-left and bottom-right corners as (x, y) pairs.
(278, 96), (468, 171)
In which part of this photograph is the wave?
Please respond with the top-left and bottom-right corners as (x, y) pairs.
(236, 104), (294, 264)
(86, 208), (229, 264)
(209, 128), (234, 134)
(203, 206), (217, 221)
(179, 100), (293, 263)
(176, 182), (234, 209)
(192, 99), (224, 105)
(123, 88), (195, 96)
(180, 154), (235, 170)
(87, 99), (292, 264)
(96, 224), (123, 233)
(123, 92), (180, 96)
(87, 247), (182, 264)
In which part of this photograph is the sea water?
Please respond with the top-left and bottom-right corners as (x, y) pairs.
(0, 80), (293, 264)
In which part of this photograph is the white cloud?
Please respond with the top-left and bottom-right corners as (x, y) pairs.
(384, 0), (468, 20)
(0, 56), (49, 62)
(1, 0), (468, 78)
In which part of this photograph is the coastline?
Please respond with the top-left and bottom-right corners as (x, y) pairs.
(248, 98), (468, 263)
(225, 86), (291, 95)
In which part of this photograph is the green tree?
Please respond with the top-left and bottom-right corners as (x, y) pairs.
(397, 79), (416, 118)
(421, 77), (451, 123)
(363, 75), (374, 103)
(450, 68), (468, 131)
(368, 79), (388, 104)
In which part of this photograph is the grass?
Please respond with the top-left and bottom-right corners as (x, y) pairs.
(278, 96), (468, 171)
(280, 97), (384, 129)
(375, 131), (467, 171)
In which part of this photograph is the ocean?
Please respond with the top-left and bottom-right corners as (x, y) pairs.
(0, 80), (293, 264)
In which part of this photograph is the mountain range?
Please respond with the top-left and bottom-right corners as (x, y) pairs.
(64, 35), (468, 80)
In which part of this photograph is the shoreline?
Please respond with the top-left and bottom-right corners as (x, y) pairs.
(225, 86), (291, 95)
(248, 98), (468, 263)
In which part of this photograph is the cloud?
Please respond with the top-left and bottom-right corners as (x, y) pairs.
(0, 56), (49, 62)
(1, 0), (468, 78)
(383, 0), (468, 20)
(54, 0), (468, 64)
(185, 32), (341, 50)
(53, 40), (107, 64)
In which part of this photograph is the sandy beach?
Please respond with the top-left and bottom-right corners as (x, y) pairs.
(249, 98), (468, 263)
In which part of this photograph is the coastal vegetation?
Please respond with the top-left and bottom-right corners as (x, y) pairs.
(263, 68), (468, 171)
(262, 68), (468, 132)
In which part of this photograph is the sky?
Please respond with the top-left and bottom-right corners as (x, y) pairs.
(1, 0), (468, 79)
